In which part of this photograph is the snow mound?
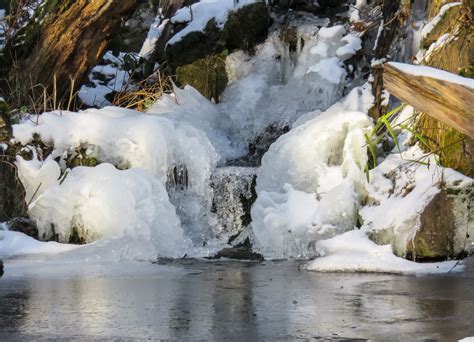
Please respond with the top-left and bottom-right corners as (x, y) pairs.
(304, 230), (461, 274)
(28, 164), (190, 258)
(252, 88), (374, 259)
(0, 229), (78, 259)
(14, 106), (219, 194)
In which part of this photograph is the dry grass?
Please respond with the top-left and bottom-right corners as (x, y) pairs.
(112, 71), (174, 112)
(1, 67), (80, 115)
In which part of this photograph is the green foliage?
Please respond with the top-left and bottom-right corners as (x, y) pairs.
(363, 105), (430, 182)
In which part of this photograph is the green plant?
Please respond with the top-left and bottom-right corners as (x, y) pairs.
(363, 105), (431, 182)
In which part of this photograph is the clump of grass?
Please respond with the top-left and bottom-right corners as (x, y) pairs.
(1, 71), (80, 116)
(363, 105), (432, 182)
(112, 71), (174, 112)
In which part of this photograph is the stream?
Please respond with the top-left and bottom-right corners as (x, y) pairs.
(1, 258), (473, 341)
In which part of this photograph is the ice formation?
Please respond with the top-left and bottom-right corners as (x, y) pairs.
(12, 106), (218, 255)
(251, 87), (374, 259)
(219, 25), (362, 149)
(4, 8), (471, 278)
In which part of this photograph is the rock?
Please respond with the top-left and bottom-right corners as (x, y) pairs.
(0, 260), (3, 277)
(0, 147), (27, 222)
(364, 149), (474, 261)
(270, 0), (348, 16)
(222, 3), (271, 53)
(405, 191), (455, 261)
(176, 53), (228, 101)
(448, 184), (474, 257)
(210, 238), (264, 261)
(7, 217), (38, 238)
(165, 3), (271, 70)
(172, 2), (272, 101)
(227, 124), (290, 166)
(109, 0), (159, 54)
(211, 167), (257, 239)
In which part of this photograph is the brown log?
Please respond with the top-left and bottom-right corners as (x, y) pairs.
(3, 0), (140, 104)
(384, 62), (474, 138)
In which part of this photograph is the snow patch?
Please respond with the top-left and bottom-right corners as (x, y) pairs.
(304, 230), (461, 275)
(420, 2), (463, 39)
(168, 0), (260, 45)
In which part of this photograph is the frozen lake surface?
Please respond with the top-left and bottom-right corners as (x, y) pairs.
(0, 258), (473, 341)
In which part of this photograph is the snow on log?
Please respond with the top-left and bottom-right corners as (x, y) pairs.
(384, 62), (474, 138)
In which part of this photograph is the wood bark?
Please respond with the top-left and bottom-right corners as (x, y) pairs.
(2, 0), (140, 104)
(384, 62), (474, 138)
(370, 0), (401, 120)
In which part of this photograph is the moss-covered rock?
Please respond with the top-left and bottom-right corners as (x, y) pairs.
(66, 144), (99, 169)
(176, 53), (228, 101)
(223, 2), (271, 53)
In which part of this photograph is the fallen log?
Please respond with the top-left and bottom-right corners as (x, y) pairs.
(384, 62), (474, 138)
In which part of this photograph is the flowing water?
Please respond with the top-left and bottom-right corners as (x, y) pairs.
(1, 258), (473, 341)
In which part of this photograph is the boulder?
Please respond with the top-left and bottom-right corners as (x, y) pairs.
(166, 3), (271, 70)
(210, 237), (264, 261)
(176, 53), (228, 101)
(165, 3), (271, 100)
(7, 217), (38, 239)
(405, 191), (455, 261)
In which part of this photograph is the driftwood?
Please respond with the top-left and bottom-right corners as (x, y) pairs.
(384, 62), (474, 138)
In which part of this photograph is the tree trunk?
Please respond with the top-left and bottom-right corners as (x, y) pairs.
(415, 0), (474, 177)
(369, 0), (402, 120)
(2, 0), (140, 106)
